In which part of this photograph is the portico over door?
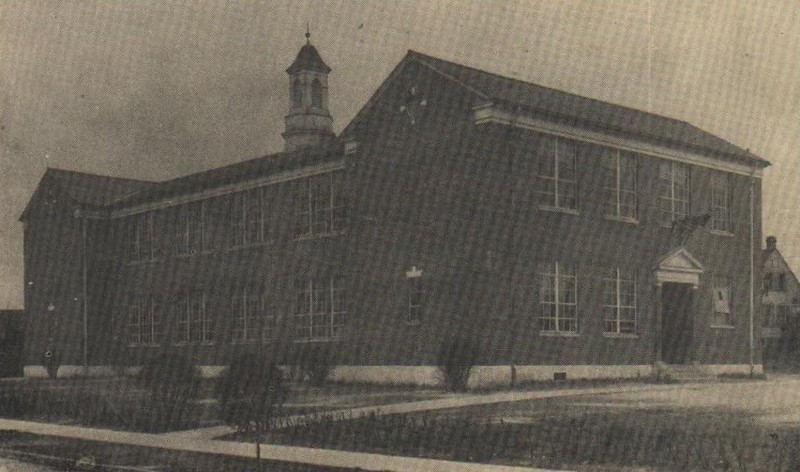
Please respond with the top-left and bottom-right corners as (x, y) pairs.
(654, 247), (704, 288)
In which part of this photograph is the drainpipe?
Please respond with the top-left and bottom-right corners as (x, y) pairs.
(749, 165), (758, 377)
(81, 211), (89, 374)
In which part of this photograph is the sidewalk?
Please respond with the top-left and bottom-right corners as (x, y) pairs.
(0, 417), (559, 472)
(164, 381), (688, 441)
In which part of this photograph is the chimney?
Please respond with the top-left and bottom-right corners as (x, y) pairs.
(766, 236), (777, 251)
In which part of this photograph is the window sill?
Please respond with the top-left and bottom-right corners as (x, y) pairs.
(539, 330), (580, 338)
(405, 320), (422, 327)
(602, 332), (638, 339)
(128, 343), (160, 348)
(294, 230), (346, 241)
(230, 339), (274, 345)
(173, 341), (216, 347)
(708, 230), (734, 237)
(604, 215), (639, 225)
(538, 206), (579, 216)
(294, 337), (342, 343)
(710, 324), (735, 330)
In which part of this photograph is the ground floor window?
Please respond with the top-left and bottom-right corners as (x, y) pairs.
(712, 276), (733, 327)
(231, 287), (276, 343)
(539, 262), (578, 333)
(174, 291), (213, 344)
(407, 276), (423, 325)
(602, 268), (636, 334)
(764, 304), (791, 329)
(295, 277), (345, 341)
(128, 296), (159, 345)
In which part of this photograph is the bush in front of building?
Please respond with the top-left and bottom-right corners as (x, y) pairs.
(136, 353), (201, 431)
(437, 337), (478, 392)
(296, 345), (336, 386)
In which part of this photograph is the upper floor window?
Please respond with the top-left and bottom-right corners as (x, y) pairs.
(231, 287), (275, 343)
(712, 275), (733, 327)
(536, 137), (578, 210)
(539, 262), (578, 333)
(778, 273), (788, 292)
(128, 296), (159, 345)
(292, 79), (303, 108)
(658, 161), (689, 224)
(601, 149), (637, 220)
(127, 212), (159, 262)
(603, 268), (636, 334)
(295, 172), (346, 237)
(231, 188), (272, 247)
(294, 277), (346, 341)
(710, 172), (731, 232)
(177, 201), (205, 255)
(174, 291), (213, 344)
(311, 78), (323, 108)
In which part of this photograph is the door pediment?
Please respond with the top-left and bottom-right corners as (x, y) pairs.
(655, 248), (704, 287)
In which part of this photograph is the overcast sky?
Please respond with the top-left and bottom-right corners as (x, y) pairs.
(1, 0), (799, 309)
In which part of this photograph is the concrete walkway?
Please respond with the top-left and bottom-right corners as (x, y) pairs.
(0, 417), (559, 472)
(162, 382), (688, 441)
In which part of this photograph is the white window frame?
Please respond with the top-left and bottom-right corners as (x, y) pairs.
(710, 172), (732, 233)
(128, 212), (158, 262)
(539, 262), (578, 333)
(603, 268), (637, 334)
(294, 277), (345, 341)
(537, 138), (578, 211)
(295, 172), (346, 237)
(407, 277), (423, 325)
(128, 296), (159, 346)
(659, 161), (689, 224)
(177, 201), (205, 255)
(231, 287), (275, 343)
(603, 149), (637, 220)
(711, 275), (733, 327)
(175, 291), (213, 344)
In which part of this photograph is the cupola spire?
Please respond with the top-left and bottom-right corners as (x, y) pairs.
(283, 30), (334, 152)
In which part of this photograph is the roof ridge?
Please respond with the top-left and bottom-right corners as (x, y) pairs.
(46, 167), (154, 184)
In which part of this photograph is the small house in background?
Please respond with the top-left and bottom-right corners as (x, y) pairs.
(0, 309), (24, 378)
(762, 236), (800, 365)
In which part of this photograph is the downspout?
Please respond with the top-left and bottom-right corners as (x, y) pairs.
(749, 164), (759, 377)
(81, 212), (89, 374)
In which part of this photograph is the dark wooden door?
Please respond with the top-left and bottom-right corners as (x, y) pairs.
(661, 283), (693, 364)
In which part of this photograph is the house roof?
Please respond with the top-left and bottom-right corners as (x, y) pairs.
(367, 50), (769, 168)
(286, 43), (331, 74)
(109, 143), (343, 209)
(19, 168), (154, 221)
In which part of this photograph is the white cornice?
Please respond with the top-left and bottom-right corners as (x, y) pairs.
(110, 160), (346, 218)
(473, 105), (764, 178)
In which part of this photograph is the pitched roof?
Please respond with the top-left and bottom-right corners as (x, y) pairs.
(286, 43), (331, 74)
(19, 168), (154, 220)
(110, 143), (343, 208)
(361, 50), (768, 167)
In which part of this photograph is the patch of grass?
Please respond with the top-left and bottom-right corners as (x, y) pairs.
(241, 403), (800, 471)
(0, 430), (348, 472)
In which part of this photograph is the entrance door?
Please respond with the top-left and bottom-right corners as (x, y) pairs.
(661, 283), (693, 364)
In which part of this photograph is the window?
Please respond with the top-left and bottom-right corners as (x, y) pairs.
(174, 291), (213, 344)
(292, 79), (303, 108)
(231, 287), (276, 343)
(603, 268), (637, 334)
(128, 212), (159, 262)
(539, 262), (578, 333)
(230, 188), (271, 247)
(177, 201), (205, 254)
(602, 149), (637, 219)
(765, 304), (791, 329)
(658, 161), (689, 223)
(778, 273), (788, 292)
(295, 277), (346, 341)
(710, 172), (731, 232)
(407, 277), (423, 325)
(128, 296), (159, 345)
(764, 273), (774, 293)
(311, 79), (323, 108)
(295, 172), (347, 236)
(536, 137), (578, 210)
(712, 275), (733, 327)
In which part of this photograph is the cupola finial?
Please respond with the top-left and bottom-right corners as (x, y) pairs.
(306, 23), (311, 44)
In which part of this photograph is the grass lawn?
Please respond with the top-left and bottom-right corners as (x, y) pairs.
(238, 382), (800, 472)
(0, 431), (348, 472)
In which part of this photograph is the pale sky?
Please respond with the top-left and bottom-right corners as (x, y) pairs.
(1, 0), (799, 309)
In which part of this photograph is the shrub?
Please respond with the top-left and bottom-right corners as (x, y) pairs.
(437, 337), (478, 392)
(217, 353), (286, 461)
(297, 345), (335, 386)
(136, 353), (200, 431)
